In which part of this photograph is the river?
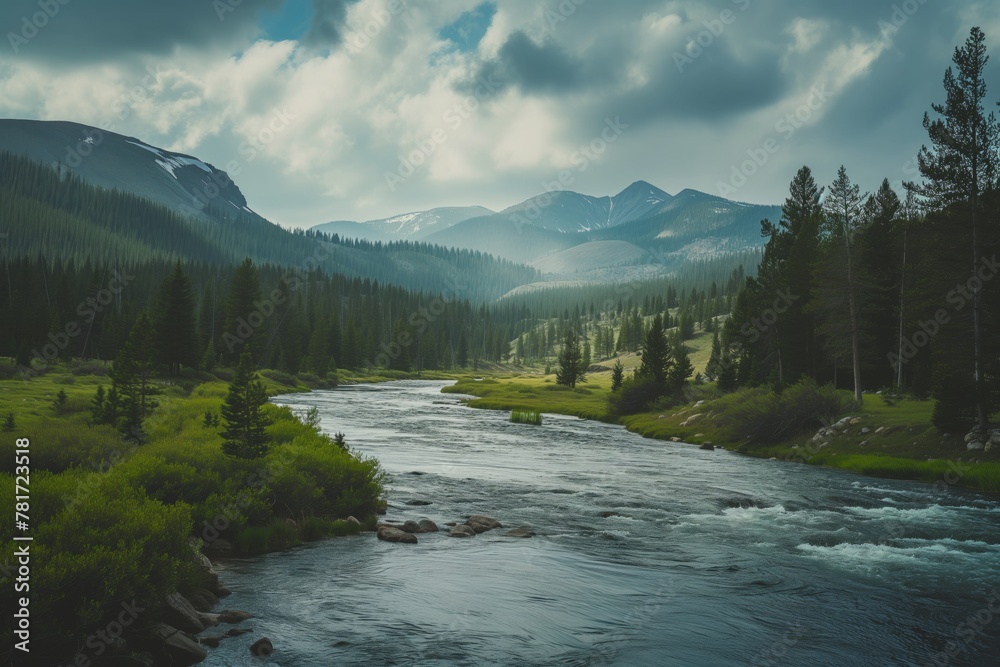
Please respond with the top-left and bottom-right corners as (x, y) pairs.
(201, 380), (1000, 666)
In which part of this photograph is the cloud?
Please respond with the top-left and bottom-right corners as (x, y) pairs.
(2, 0), (1000, 228)
(1, 0), (282, 62)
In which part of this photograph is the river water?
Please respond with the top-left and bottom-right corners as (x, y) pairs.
(202, 380), (1000, 666)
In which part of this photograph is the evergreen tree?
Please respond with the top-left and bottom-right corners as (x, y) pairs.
(457, 331), (469, 368)
(53, 388), (68, 414)
(155, 261), (199, 374)
(910, 26), (1000, 431)
(706, 329), (722, 381)
(611, 359), (625, 392)
(667, 333), (694, 390)
(90, 385), (106, 425)
(223, 258), (264, 364)
(220, 352), (273, 459)
(2, 412), (15, 432)
(819, 166), (867, 404)
(636, 314), (671, 388)
(556, 329), (586, 388)
(110, 312), (160, 441)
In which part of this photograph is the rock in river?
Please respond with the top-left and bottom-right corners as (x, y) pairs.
(506, 526), (536, 538)
(466, 515), (503, 533)
(377, 526), (418, 544)
(449, 524), (476, 538)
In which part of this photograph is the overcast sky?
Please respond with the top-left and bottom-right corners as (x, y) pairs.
(3, 0), (1000, 227)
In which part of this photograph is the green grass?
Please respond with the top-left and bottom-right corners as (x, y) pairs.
(445, 362), (1000, 495)
(510, 410), (543, 425)
(0, 357), (386, 661)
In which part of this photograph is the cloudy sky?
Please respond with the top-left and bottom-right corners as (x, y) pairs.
(2, 0), (1000, 227)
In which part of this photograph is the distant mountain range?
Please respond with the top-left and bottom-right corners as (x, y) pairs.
(1, 118), (775, 293)
(313, 180), (779, 279)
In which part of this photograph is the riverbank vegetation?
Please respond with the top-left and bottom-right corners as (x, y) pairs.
(0, 359), (383, 663)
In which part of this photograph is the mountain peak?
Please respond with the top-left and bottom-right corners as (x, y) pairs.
(615, 180), (672, 200)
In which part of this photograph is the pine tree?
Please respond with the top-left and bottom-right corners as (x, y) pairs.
(223, 258), (264, 364)
(2, 412), (15, 432)
(820, 166), (867, 404)
(457, 331), (469, 368)
(667, 333), (694, 390)
(706, 329), (722, 380)
(52, 388), (68, 414)
(90, 385), (106, 425)
(637, 314), (671, 388)
(556, 329), (586, 388)
(221, 352), (273, 459)
(910, 26), (1000, 432)
(111, 312), (161, 441)
(155, 261), (198, 374)
(611, 360), (625, 392)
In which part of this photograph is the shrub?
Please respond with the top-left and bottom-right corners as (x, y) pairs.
(714, 378), (852, 445)
(609, 377), (663, 416)
(29, 421), (127, 473)
(261, 369), (297, 387)
(68, 359), (110, 376)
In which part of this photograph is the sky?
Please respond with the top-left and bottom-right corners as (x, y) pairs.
(2, 0), (1000, 228)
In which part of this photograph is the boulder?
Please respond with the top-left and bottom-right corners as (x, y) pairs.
(400, 520), (423, 534)
(694, 433), (705, 438)
(417, 519), (439, 533)
(346, 516), (362, 526)
(850, 417), (862, 425)
(506, 526), (535, 538)
(163, 592), (217, 633)
(699, 442), (715, 451)
(449, 524), (476, 538)
(377, 526), (418, 544)
(861, 427), (871, 434)
(186, 588), (218, 613)
(670, 437), (682, 442)
(200, 635), (225, 648)
(226, 627), (253, 637)
(136, 623), (206, 667)
(406, 499), (432, 506)
(600, 511), (621, 518)
(466, 515), (502, 533)
(967, 441), (985, 451)
(217, 609), (253, 624)
(250, 637), (274, 657)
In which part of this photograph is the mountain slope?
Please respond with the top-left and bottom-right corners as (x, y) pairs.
(312, 205), (494, 242)
(0, 119), (251, 223)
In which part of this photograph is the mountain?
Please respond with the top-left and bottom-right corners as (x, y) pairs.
(495, 180), (671, 233)
(0, 119), (252, 223)
(0, 120), (539, 301)
(423, 183), (780, 270)
(313, 206), (494, 242)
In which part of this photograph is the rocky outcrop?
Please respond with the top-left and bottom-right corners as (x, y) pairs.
(164, 592), (219, 634)
(136, 623), (206, 666)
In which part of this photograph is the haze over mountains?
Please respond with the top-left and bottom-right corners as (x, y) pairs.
(1, 119), (774, 291)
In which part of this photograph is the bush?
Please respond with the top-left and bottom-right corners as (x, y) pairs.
(261, 369), (297, 387)
(714, 378), (852, 445)
(609, 378), (663, 416)
(29, 421), (127, 473)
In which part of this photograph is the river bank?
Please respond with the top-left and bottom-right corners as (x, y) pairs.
(442, 373), (1000, 494)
